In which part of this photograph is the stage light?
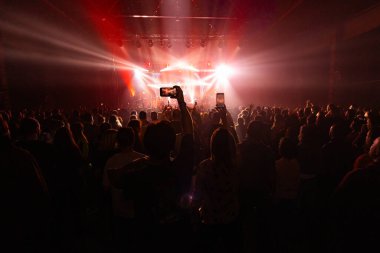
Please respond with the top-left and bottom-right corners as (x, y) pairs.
(135, 40), (142, 48)
(215, 64), (234, 79)
(134, 67), (148, 78)
(148, 39), (153, 47)
(176, 61), (186, 69)
(134, 69), (143, 78)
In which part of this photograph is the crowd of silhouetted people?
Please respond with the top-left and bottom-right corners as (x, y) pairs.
(1, 87), (380, 253)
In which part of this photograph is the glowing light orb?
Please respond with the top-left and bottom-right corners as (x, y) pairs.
(215, 64), (234, 79)
(134, 69), (143, 78)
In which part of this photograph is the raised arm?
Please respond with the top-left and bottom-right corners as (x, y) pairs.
(174, 85), (193, 135)
(218, 106), (239, 143)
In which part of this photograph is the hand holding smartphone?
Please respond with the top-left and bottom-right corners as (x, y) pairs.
(160, 87), (177, 98)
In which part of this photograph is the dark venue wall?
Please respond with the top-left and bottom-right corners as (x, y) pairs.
(334, 26), (380, 107)
(5, 60), (123, 110)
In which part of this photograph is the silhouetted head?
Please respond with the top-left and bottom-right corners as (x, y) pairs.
(365, 126), (380, 149)
(54, 127), (78, 150)
(139, 111), (147, 121)
(369, 137), (380, 162)
(312, 105), (320, 115)
(210, 127), (236, 166)
(99, 122), (111, 134)
(285, 126), (299, 143)
(237, 117), (244, 126)
(116, 127), (135, 149)
(273, 114), (285, 129)
(72, 110), (80, 119)
(327, 104), (337, 114)
(247, 120), (264, 142)
(350, 118), (363, 132)
(96, 114), (105, 125)
(98, 129), (117, 151)
(297, 108), (304, 118)
(71, 122), (85, 142)
(127, 119), (141, 133)
(366, 111), (380, 130)
(144, 121), (175, 160)
(306, 114), (316, 126)
(329, 123), (345, 140)
(279, 137), (297, 159)
(304, 107), (312, 117)
(299, 125), (317, 145)
(111, 110), (119, 116)
(19, 117), (40, 140)
(81, 112), (93, 125)
(109, 115), (121, 129)
(345, 108), (356, 121)
(150, 111), (158, 121)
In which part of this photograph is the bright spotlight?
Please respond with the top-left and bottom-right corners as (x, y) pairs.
(177, 61), (186, 68)
(134, 68), (147, 78)
(134, 69), (142, 78)
(215, 64), (234, 79)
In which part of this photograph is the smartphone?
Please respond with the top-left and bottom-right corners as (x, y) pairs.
(216, 93), (225, 108)
(160, 87), (177, 98)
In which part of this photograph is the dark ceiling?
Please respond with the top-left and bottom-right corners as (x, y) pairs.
(1, 0), (380, 108)
(2, 0), (380, 44)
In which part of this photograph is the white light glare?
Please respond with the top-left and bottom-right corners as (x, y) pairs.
(134, 68), (148, 78)
(215, 64), (234, 79)
(134, 69), (143, 78)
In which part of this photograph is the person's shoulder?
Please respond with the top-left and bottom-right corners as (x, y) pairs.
(9, 145), (39, 167)
(124, 156), (150, 173)
(196, 158), (212, 174)
(31, 140), (54, 151)
(105, 152), (123, 167)
(12, 144), (33, 157)
(199, 158), (212, 168)
(339, 163), (379, 188)
(132, 150), (148, 158)
(238, 140), (249, 150)
(355, 162), (380, 177)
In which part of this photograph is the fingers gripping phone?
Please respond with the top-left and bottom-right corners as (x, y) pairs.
(160, 87), (177, 98)
(216, 93), (225, 108)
